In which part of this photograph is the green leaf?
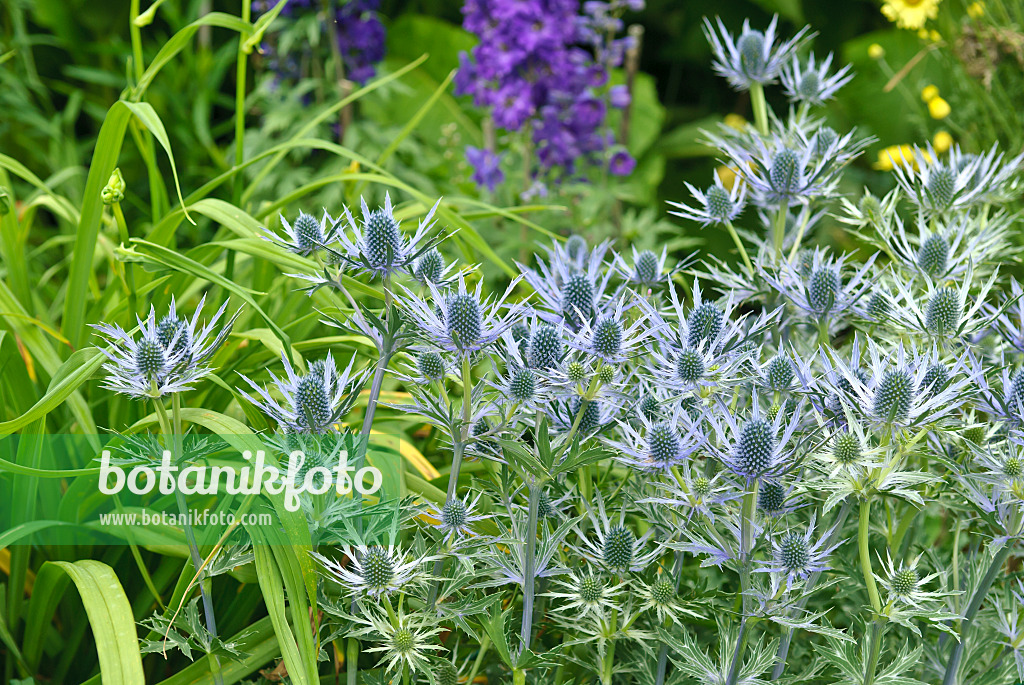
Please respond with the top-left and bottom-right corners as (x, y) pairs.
(45, 560), (145, 683)
(0, 348), (104, 437)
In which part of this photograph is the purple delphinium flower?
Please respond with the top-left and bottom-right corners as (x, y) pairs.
(455, 0), (643, 185)
(609, 147), (637, 176)
(465, 146), (505, 192)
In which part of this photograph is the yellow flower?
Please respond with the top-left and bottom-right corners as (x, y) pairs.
(874, 144), (932, 171)
(921, 85), (939, 103)
(881, 0), (942, 30)
(933, 130), (953, 153)
(716, 165), (738, 190)
(967, 1), (985, 18)
(930, 30), (941, 41)
(928, 97), (951, 119)
(868, 43), (886, 59)
(724, 113), (747, 131)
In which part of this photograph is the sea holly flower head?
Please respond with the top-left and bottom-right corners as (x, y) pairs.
(330, 193), (442, 280)
(761, 247), (876, 322)
(518, 237), (616, 331)
(92, 296), (240, 399)
(394, 273), (528, 356)
(545, 569), (624, 622)
(238, 352), (365, 434)
(780, 52), (853, 106)
(703, 15), (812, 91)
(756, 513), (840, 588)
(833, 338), (970, 432)
(576, 494), (661, 574)
(604, 405), (708, 473)
(312, 543), (428, 599)
(264, 209), (341, 256)
(612, 245), (679, 288)
(667, 174), (747, 226)
(708, 392), (806, 481)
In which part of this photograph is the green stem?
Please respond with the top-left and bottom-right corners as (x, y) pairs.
(863, 620), (884, 685)
(749, 82), (769, 136)
(723, 219), (753, 276)
(427, 355), (474, 607)
(772, 203), (788, 261)
(162, 395), (224, 685)
(942, 545), (1013, 685)
(232, 0), (251, 206)
(346, 637), (358, 685)
(520, 484), (542, 651)
(725, 618), (749, 685)
(602, 607), (619, 685)
(859, 497), (882, 615)
(112, 202), (138, 320)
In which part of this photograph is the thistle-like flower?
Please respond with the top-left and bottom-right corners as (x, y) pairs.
(707, 393), (806, 481)
(238, 352), (364, 433)
(92, 296), (240, 399)
(667, 174), (746, 226)
(264, 210), (340, 256)
(566, 296), (654, 365)
(756, 514), (840, 588)
(546, 569), (624, 621)
(422, 492), (488, 546)
(890, 146), (997, 217)
(349, 604), (444, 674)
(329, 193), (442, 280)
(604, 405), (707, 472)
(612, 245), (680, 288)
(518, 238), (616, 331)
(393, 273), (528, 356)
(761, 247), (876, 322)
(703, 16), (812, 91)
(832, 338), (970, 432)
(313, 544), (428, 599)
(780, 52), (853, 106)
(576, 495), (661, 574)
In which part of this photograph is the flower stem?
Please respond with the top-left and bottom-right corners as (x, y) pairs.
(859, 495), (883, 685)
(655, 552), (686, 685)
(942, 544), (1013, 685)
(427, 355), (474, 607)
(159, 394), (224, 685)
(725, 618), (750, 685)
(772, 203), (788, 261)
(728, 481), (757, 685)
(772, 498), (854, 679)
(859, 497), (882, 615)
(111, 202), (138, 320)
(723, 219), (754, 276)
(520, 483), (541, 651)
(750, 82), (769, 136)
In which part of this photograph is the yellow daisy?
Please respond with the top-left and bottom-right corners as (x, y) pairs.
(881, 0), (942, 30)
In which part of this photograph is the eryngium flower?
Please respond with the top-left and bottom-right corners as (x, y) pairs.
(834, 337), (970, 431)
(92, 296), (239, 398)
(890, 145), (998, 216)
(709, 394), (805, 481)
(605, 406), (707, 472)
(780, 52), (853, 105)
(576, 495), (661, 573)
(264, 210), (340, 256)
(519, 238), (615, 331)
(394, 273), (528, 356)
(312, 544), (427, 598)
(349, 605), (444, 675)
(330, 193), (441, 279)
(703, 16), (812, 90)
(238, 352), (364, 433)
(668, 175), (746, 226)
(757, 514), (839, 587)
(613, 246), (680, 288)
(762, 247), (875, 321)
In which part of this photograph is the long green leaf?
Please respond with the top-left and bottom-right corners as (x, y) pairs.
(46, 560), (145, 683)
